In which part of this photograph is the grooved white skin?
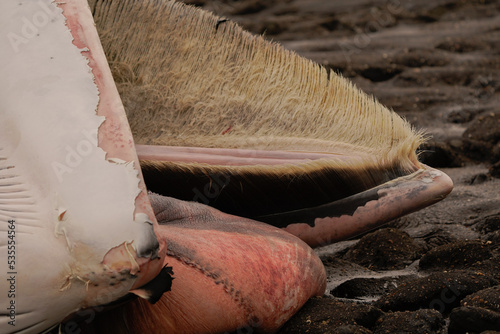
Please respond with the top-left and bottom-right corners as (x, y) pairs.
(0, 1), (156, 332)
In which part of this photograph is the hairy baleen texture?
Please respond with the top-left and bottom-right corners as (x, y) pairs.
(88, 0), (425, 218)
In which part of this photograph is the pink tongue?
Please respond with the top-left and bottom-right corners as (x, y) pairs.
(133, 194), (327, 333)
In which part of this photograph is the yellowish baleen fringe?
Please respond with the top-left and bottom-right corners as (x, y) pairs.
(89, 0), (424, 173)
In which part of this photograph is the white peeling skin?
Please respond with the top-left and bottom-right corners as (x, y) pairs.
(0, 1), (159, 333)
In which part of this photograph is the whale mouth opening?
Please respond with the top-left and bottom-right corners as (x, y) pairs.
(136, 143), (452, 248)
(85, 0), (452, 243)
(137, 143), (420, 223)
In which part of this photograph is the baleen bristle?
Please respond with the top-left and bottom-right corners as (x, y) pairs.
(89, 0), (424, 174)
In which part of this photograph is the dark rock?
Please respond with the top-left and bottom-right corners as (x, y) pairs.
(486, 231), (500, 245)
(418, 141), (464, 168)
(419, 240), (493, 270)
(372, 309), (445, 334)
(448, 306), (500, 334)
(231, 0), (269, 15)
(463, 112), (500, 162)
(461, 286), (500, 313)
(447, 108), (479, 123)
(319, 16), (341, 32)
(469, 173), (491, 185)
(469, 254), (500, 281)
(407, 226), (461, 249)
(474, 214), (500, 235)
(462, 138), (495, 162)
(392, 48), (450, 68)
(345, 228), (422, 270)
(374, 271), (498, 313)
(450, 286), (500, 332)
(260, 20), (287, 35)
(278, 297), (382, 333)
(331, 276), (417, 300)
(359, 66), (402, 82)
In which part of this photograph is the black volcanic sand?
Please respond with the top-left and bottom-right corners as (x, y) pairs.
(186, 0), (500, 333)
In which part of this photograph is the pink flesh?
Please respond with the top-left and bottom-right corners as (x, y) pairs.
(136, 144), (364, 166)
(58, 2), (165, 288)
(121, 195), (326, 333)
(284, 165), (454, 247)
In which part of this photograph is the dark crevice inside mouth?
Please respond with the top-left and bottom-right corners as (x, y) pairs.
(141, 159), (414, 227)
